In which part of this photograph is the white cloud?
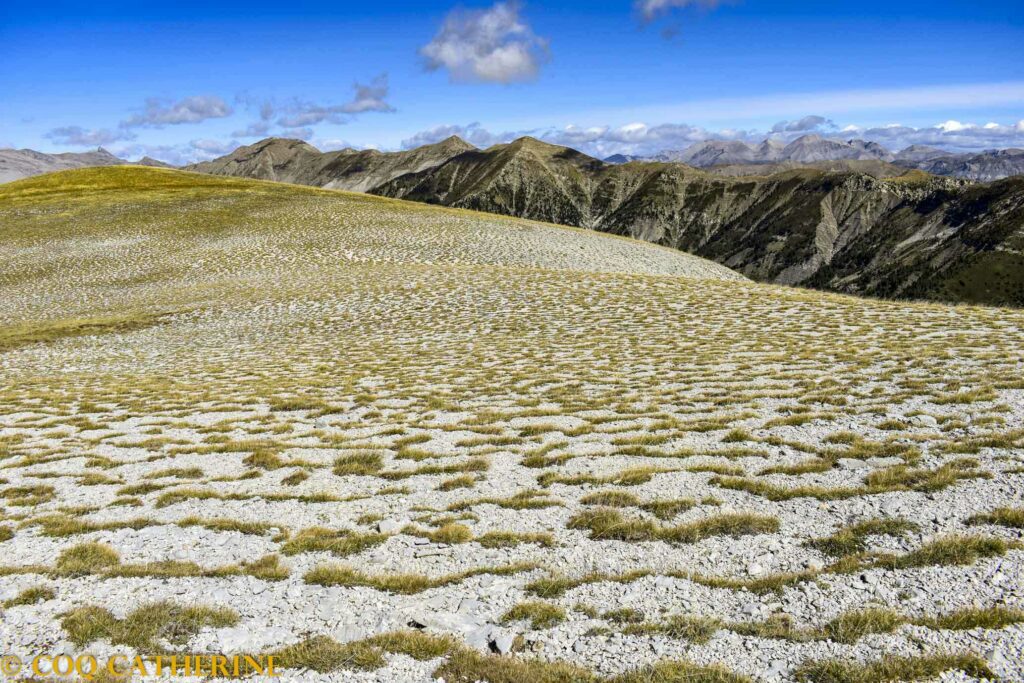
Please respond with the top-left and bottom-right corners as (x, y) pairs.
(858, 120), (1024, 150)
(121, 96), (233, 128)
(635, 0), (724, 22)
(189, 139), (239, 155)
(420, 2), (549, 84)
(342, 74), (394, 114)
(771, 115), (835, 134)
(285, 127), (315, 141)
(231, 121), (273, 138)
(276, 74), (394, 128)
(401, 122), (522, 149)
(232, 95), (278, 136)
(45, 126), (136, 147)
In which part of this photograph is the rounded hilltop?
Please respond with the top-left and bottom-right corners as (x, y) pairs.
(0, 165), (745, 282)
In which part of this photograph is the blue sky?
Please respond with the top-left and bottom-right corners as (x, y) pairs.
(2, 0), (1022, 162)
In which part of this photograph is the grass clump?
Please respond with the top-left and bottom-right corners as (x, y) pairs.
(477, 531), (556, 548)
(266, 635), (384, 672)
(721, 428), (753, 443)
(380, 458), (489, 480)
(502, 601), (566, 629)
(793, 653), (993, 683)
(433, 648), (595, 683)
(438, 475), (476, 491)
(333, 451), (384, 476)
(804, 518), (919, 557)
(304, 562), (537, 594)
(862, 460), (990, 493)
(538, 466), (669, 488)
(580, 490), (639, 507)
(281, 469), (309, 486)
(913, 605), (1024, 631)
(265, 630), (455, 673)
(62, 601), (238, 650)
(238, 554), (290, 581)
(622, 615), (720, 644)
(0, 484), (55, 506)
(821, 608), (904, 644)
(177, 516), (277, 536)
(55, 542), (121, 576)
(869, 535), (1014, 570)
(281, 527), (389, 557)
(567, 508), (778, 544)
(610, 661), (752, 683)
(448, 490), (562, 511)
(421, 522), (475, 545)
(145, 467), (204, 479)
(712, 460), (988, 501)
(967, 506), (1024, 528)
(603, 608), (645, 624)
(3, 585), (55, 607)
(640, 499), (698, 520)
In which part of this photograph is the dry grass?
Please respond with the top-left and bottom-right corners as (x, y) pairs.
(281, 527), (389, 557)
(567, 508), (778, 544)
(793, 653), (993, 683)
(304, 562), (537, 593)
(62, 601), (238, 650)
(502, 601), (567, 629)
(967, 506), (1024, 528)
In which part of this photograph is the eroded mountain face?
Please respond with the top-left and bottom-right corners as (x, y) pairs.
(190, 137), (1024, 306)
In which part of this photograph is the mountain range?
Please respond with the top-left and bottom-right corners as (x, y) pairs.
(0, 147), (171, 183)
(605, 135), (1024, 182)
(186, 135), (1024, 306)
(3, 135), (1021, 306)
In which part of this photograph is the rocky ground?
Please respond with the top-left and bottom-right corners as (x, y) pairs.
(0, 167), (1021, 682)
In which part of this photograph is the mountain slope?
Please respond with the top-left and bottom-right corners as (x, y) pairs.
(908, 148), (1024, 183)
(0, 147), (131, 183)
(373, 148), (1024, 306)
(189, 136), (1024, 306)
(652, 136), (1024, 181)
(0, 166), (741, 292)
(187, 136), (478, 193)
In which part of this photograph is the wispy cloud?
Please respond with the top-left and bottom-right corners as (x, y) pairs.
(606, 82), (1024, 126)
(231, 121), (273, 138)
(421, 2), (549, 84)
(121, 96), (233, 128)
(635, 0), (725, 22)
(45, 126), (136, 147)
(276, 74), (394, 128)
(771, 115), (835, 134)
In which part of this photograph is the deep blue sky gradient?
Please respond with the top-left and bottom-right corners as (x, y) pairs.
(2, 1), (1022, 159)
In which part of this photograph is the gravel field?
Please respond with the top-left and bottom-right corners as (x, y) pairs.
(0, 167), (1021, 682)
